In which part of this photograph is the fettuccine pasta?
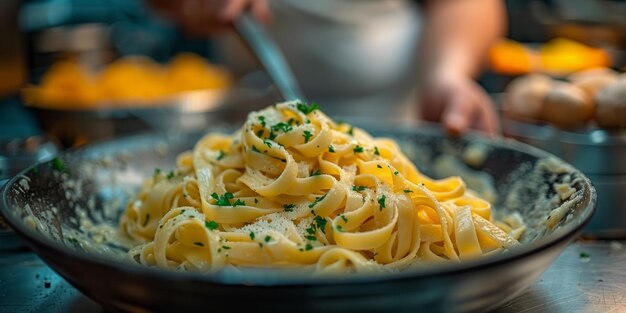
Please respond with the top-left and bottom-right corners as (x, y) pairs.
(120, 101), (525, 274)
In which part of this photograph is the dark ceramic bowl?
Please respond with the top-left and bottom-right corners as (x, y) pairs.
(0, 126), (596, 313)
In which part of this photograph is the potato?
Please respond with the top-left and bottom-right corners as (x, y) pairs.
(568, 67), (618, 98)
(541, 82), (594, 128)
(504, 74), (553, 121)
(594, 79), (626, 128)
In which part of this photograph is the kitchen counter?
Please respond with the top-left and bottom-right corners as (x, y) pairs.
(0, 240), (623, 312)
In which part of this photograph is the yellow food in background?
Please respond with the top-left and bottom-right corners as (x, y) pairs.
(25, 53), (232, 109)
(489, 38), (612, 76)
(540, 38), (611, 75)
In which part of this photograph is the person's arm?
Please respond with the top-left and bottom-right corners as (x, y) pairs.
(418, 0), (505, 135)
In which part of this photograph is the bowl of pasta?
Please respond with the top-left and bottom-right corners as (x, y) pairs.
(0, 101), (595, 312)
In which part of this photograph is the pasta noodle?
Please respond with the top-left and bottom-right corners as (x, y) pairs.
(120, 101), (525, 274)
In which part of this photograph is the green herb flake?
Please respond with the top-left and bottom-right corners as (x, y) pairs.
(217, 150), (226, 161)
(271, 122), (293, 133)
(258, 116), (266, 127)
(256, 129), (264, 137)
(211, 192), (235, 206)
(305, 243), (313, 251)
(254, 198), (259, 204)
(268, 131), (277, 140)
(51, 157), (69, 173)
(205, 220), (219, 230)
(305, 235), (317, 241)
(296, 102), (320, 115)
(166, 171), (175, 180)
(313, 216), (327, 234)
(353, 145), (364, 154)
(352, 185), (367, 192)
(308, 194), (327, 208)
(580, 252), (591, 259)
(394, 171), (399, 175)
(403, 189), (413, 193)
(154, 168), (161, 176)
(328, 145), (335, 153)
(283, 204), (296, 212)
(303, 130), (313, 143)
(347, 126), (354, 136)
(263, 139), (273, 148)
(310, 169), (322, 176)
(251, 145), (260, 153)
(193, 242), (204, 247)
(264, 235), (272, 243)
(374, 147), (380, 156)
(249, 231), (255, 240)
(306, 225), (316, 235)
(336, 225), (344, 232)
(222, 245), (231, 250)
(340, 214), (348, 223)
(233, 199), (246, 207)
(378, 195), (386, 211)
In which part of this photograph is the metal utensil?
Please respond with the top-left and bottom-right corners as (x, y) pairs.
(233, 12), (307, 102)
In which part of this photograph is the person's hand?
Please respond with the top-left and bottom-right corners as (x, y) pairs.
(149, 0), (271, 36)
(419, 69), (500, 136)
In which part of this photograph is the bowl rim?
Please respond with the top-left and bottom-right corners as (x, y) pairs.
(0, 127), (597, 286)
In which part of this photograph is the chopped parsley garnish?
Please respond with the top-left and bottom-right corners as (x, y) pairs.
(233, 199), (246, 207)
(268, 131), (277, 140)
(211, 192), (234, 206)
(303, 130), (313, 143)
(143, 213), (150, 227)
(205, 220), (219, 230)
(308, 194), (327, 208)
(254, 198), (259, 204)
(377, 165), (383, 169)
(258, 115), (266, 127)
(283, 204), (296, 212)
(378, 195), (386, 211)
(310, 169), (322, 176)
(287, 118), (296, 125)
(193, 242), (204, 247)
(328, 145), (335, 153)
(249, 231), (255, 240)
(154, 168), (161, 176)
(217, 150), (226, 161)
(313, 216), (327, 234)
(340, 214), (348, 223)
(251, 145), (260, 153)
(347, 126), (354, 136)
(271, 122), (293, 133)
(166, 171), (175, 180)
(222, 245), (231, 250)
(181, 209), (186, 214)
(374, 147), (380, 156)
(580, 252), (591, 259)
(296, 102), (320, 115)
(305, 235), (317, 241)
(263, 139), (272, 148)
(353, 145), (364, 153)
(264, 235), (272, 243)
(336, 225), (344, 232)
(403, 189), (413, 193)
(394, 171), (399, 175)
(52, 157), (69, 173)
(352, 185), (367, 192)
(306, 225), (316, 235)
(305, 243), (314, 251)
(256, 129), (264, 137)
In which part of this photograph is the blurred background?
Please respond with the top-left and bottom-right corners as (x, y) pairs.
(0, 0), (625, 235)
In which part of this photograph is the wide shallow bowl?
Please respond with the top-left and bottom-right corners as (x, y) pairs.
(0, 126), (595, 313)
